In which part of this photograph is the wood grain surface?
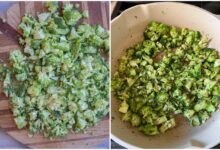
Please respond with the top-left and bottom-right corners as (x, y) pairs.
(0, 1), (109, 149)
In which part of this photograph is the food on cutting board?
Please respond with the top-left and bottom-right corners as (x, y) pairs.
(112, 21), (220, 135)
(0, 2), (109, 138)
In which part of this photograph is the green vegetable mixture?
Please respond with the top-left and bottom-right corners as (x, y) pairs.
(112, 22), (220, 135)
(0, 2), (109, 138)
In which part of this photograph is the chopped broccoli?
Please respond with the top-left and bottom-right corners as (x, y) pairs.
(46, 1), (58, 13)
(63, 3), (82, 26)
(119, 100), (129, 113)
(112, 21), (220, 135)
(0, 2), (109, 138)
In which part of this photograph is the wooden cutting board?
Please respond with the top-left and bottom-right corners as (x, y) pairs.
(0, 1), (109, 148)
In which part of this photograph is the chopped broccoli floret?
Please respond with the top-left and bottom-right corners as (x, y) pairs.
(0, 2), (109, 139)
(112, 21), (220, 136)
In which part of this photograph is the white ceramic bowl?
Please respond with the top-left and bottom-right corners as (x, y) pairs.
(111, 2), (220, 149)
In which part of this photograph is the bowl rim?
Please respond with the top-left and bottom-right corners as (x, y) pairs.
(111, 2), (220, 24)
(111, 2), (220, 149)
